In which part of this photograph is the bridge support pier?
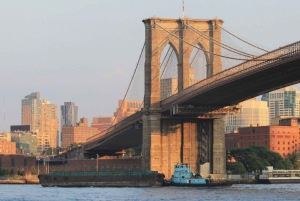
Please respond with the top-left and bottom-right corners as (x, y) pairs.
(142, 116), (225, 179)
(212, 116), (226, 176)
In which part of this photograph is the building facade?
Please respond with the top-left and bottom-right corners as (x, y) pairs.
(91, 116), (115, 133)
(225, 117), (300, 157)
(11, 131), (37, 156)
(113, 100), (143, 122)
(0, 140), (16, 154)
(61, 102), (78, 127)
(262, 87), (300, 123)
(60, 102), (78, 147)
(38, 99), (59, 153)
(62, 118), (98, 149)
(21, 92), (41, 132)
(225, 98), (269, 133)
(161, 78), (178, 100)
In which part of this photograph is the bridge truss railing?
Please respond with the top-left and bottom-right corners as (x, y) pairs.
(161, 41), (300, 109)
(85, 111), (143, 150)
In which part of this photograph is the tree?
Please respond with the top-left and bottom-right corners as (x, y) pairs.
(227, 162), (246, 174)
(126, 148), (136, 157)
(229, 146), (290, 172)
(10, 168), (14, 176)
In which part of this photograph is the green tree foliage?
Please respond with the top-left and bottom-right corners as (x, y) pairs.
(287, 153), (300, 169)
(229, 146), (291, 172)
(10, 168), (14, 176)
(0, 168), (10, 176)
(17, 170), (25, 176)
(31, 167), (37, 175)
(227, 161), (247, 174)
(66, 143), (79, 151)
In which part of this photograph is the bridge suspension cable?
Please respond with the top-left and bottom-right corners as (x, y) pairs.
(154, 23), (276, 61)
(185, 24), (257, 58)
(216, 24), (269, 52)
(105, 43), (145, 134)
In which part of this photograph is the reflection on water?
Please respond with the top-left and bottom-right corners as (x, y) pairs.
(1, 184), (300, 201)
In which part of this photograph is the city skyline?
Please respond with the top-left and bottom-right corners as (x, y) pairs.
(1, 1), (300, 132)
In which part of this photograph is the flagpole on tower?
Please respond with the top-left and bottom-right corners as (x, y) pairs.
(182, 1), (185, 18)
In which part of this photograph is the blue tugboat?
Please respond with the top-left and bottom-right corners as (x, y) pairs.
(166, 163), (232, 187)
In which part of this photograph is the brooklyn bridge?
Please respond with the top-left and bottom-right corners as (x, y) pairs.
(65, 17), (300, 179)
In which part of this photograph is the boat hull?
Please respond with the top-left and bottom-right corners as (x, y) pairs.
(164, 180), (232, 187)
(38, 173), (164, 187)
(259, 178), (300, 184)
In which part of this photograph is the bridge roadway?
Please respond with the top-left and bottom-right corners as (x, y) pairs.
(85, 41), (300, 156)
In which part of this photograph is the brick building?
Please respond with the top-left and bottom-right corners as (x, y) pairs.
(62, 118), (98, 149)
(91, 116), (115, 133)
(225, 118), (300, 157)
(114, 100), (143, 122)
(0, 140), (16, 155)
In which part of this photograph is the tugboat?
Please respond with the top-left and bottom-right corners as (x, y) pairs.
(165, 163), (232, 187)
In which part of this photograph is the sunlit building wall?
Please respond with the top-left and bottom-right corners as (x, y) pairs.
(225, 98), (269, 133)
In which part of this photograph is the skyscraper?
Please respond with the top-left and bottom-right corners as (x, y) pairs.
(39, 99), (59, 152)
(61, 102), (78, 127)
(261, 87), (300, 122)
(21, 92), (41, 132)
(224, 98), (269, 133)
(61, 102), (78, 147)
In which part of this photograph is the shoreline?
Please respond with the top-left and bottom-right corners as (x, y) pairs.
(0, 179), (40, 184)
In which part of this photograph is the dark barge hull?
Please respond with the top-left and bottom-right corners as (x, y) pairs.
(38, 173), (164, 187)
(258, 179), (300, 184)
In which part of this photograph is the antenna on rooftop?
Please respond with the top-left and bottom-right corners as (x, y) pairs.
(3, 97), (5, 133)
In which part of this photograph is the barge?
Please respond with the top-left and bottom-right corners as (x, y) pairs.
(38, 171), (164, 187)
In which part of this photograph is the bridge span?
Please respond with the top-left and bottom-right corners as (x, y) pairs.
(83, 18), (300, 179)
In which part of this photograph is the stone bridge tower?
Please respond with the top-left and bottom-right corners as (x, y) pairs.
(142, 17), (225, 179)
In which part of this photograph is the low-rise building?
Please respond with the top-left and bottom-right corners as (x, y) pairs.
(91, 116), (115, 133)
(0, 140), (16, 154)
(62, 118), (98, 149)
(225, 117), (300, 157)
(11, 131), (38, 156)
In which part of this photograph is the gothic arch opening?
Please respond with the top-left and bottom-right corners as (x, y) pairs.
(189, 44), (208, 86)
(160, 43), (179, 100)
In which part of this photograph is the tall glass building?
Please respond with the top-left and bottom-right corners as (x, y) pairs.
(61, 102), (78, 146)
(21, 92), (41, 132)
(225, 98), (269, 133)
(261, 87), (300, 122)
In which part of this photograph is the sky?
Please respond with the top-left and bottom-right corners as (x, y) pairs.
(0, 0), (300, 132)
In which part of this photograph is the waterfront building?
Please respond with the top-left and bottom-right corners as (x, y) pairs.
(91, 116), (115, 133)
(21, 92), (41, 132)
(261, 87), (300, 123)
(61, 118), (98, 149)
(38, 99), (59, 153)
(225, 117), (300, 157)
(11, 131), (37, 155)
(225, 98), (269, 133)
(0, 140), (16, 154)
(61, 102), (78, 146)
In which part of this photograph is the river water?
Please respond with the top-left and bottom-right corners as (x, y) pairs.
(2, 184), (300, 201)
